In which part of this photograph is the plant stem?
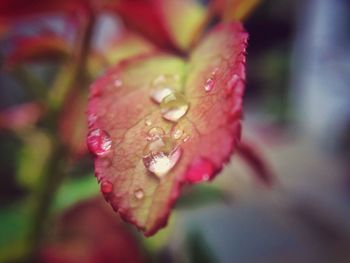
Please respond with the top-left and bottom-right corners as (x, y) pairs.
(22, 12), (96, 262)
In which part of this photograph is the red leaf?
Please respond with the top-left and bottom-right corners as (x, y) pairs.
(40, 199), (146, 263)
(5, 34), (71, 68)
(107, 0), (207, 51)
(87, 22), (248, 236)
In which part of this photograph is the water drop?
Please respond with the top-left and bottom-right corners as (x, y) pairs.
(88, 114), (97, 128)
(204, 78), (215, 92)
(160, 92), (189, 122)
(134, 188), (144, 199)
(182, 134), (190, 142)
(114, 79), (123, 87)
(145, 118), (152, 126)
(87, 128), (112, 156)
(150, 74), (181, 103)
(101, 180), (113, 194)
(226, 74), (240, 94)
(142, 136), (182, 178)
(147, 127), (165, 141)
(204, 68), (219, 92)
(185, 158), (215, 184)
(150, 87), (174, 104)
(171, 128), (183, 140)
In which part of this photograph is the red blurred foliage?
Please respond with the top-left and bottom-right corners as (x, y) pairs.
(0, 0), (90, 22)
(40, 199), (147, 263)
(0, 102), (43, 131)
(5, 34), (71, 68)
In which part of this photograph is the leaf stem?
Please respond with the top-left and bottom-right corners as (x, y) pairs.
(22, 12), (96, 262)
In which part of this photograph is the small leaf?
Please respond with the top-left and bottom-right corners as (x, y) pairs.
(213, 0), (262, 21)
(16, 130), (53, 189)
(104, 31), (157, 65)
(108, 0), (207, 51)
(88, 31), (157, 78)
(175, 184), (230, 209)
(48, 63), (77, 109)
(87, 23), (247, 236)
(0, 102), (43, 131)
(53, 175), (98, 211)
(0, 203), (31, 262)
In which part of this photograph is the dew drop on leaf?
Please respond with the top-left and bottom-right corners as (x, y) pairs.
(142, 136), (182, 178)
(226, 73), (240, 94)
(150, 74), (180, 103)
(185, 157), (215, 184)
(171, 128), (183, 140)
(134, 188), (144, 199)
(145, 117), (152, 126)
(204, 78), (215, 92)
(114, 79), (123, 87)
(204, 67), (219, 92)
(101, 180), (113, 194)
(87, 128), (112, 156)
(160, 92), (189, 122)
(147, 127), (165, 141)
(182, 134), (190, 143)
(150, 87), (174, 104)
(88, 113), (97, 128)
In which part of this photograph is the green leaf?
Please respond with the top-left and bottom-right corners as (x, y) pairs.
(52, 175), (98, 212)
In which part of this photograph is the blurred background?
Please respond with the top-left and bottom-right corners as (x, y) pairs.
(1, 0), (350, 262)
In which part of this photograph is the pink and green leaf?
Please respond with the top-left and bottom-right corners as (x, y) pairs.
(87, 22), (248, 236)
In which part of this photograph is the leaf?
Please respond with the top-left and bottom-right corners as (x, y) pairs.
(48, 63), (78, 109)
(0, 202), (31, 262)
(0, 0), (88, 22)
(16, 130), (53, 189)
(104, 31), (157, 65)
(52, 175), (98, 211)
(108, 0), (207, 51)
(87, 22), (248, 236)
(5, 34), (71, 68)
(87, 31), (157, 78)
(40, 199), (146, 263)
(213, 0), (262, 21)
(175, 184), (230, 209)
(0, 102), (43, 131)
